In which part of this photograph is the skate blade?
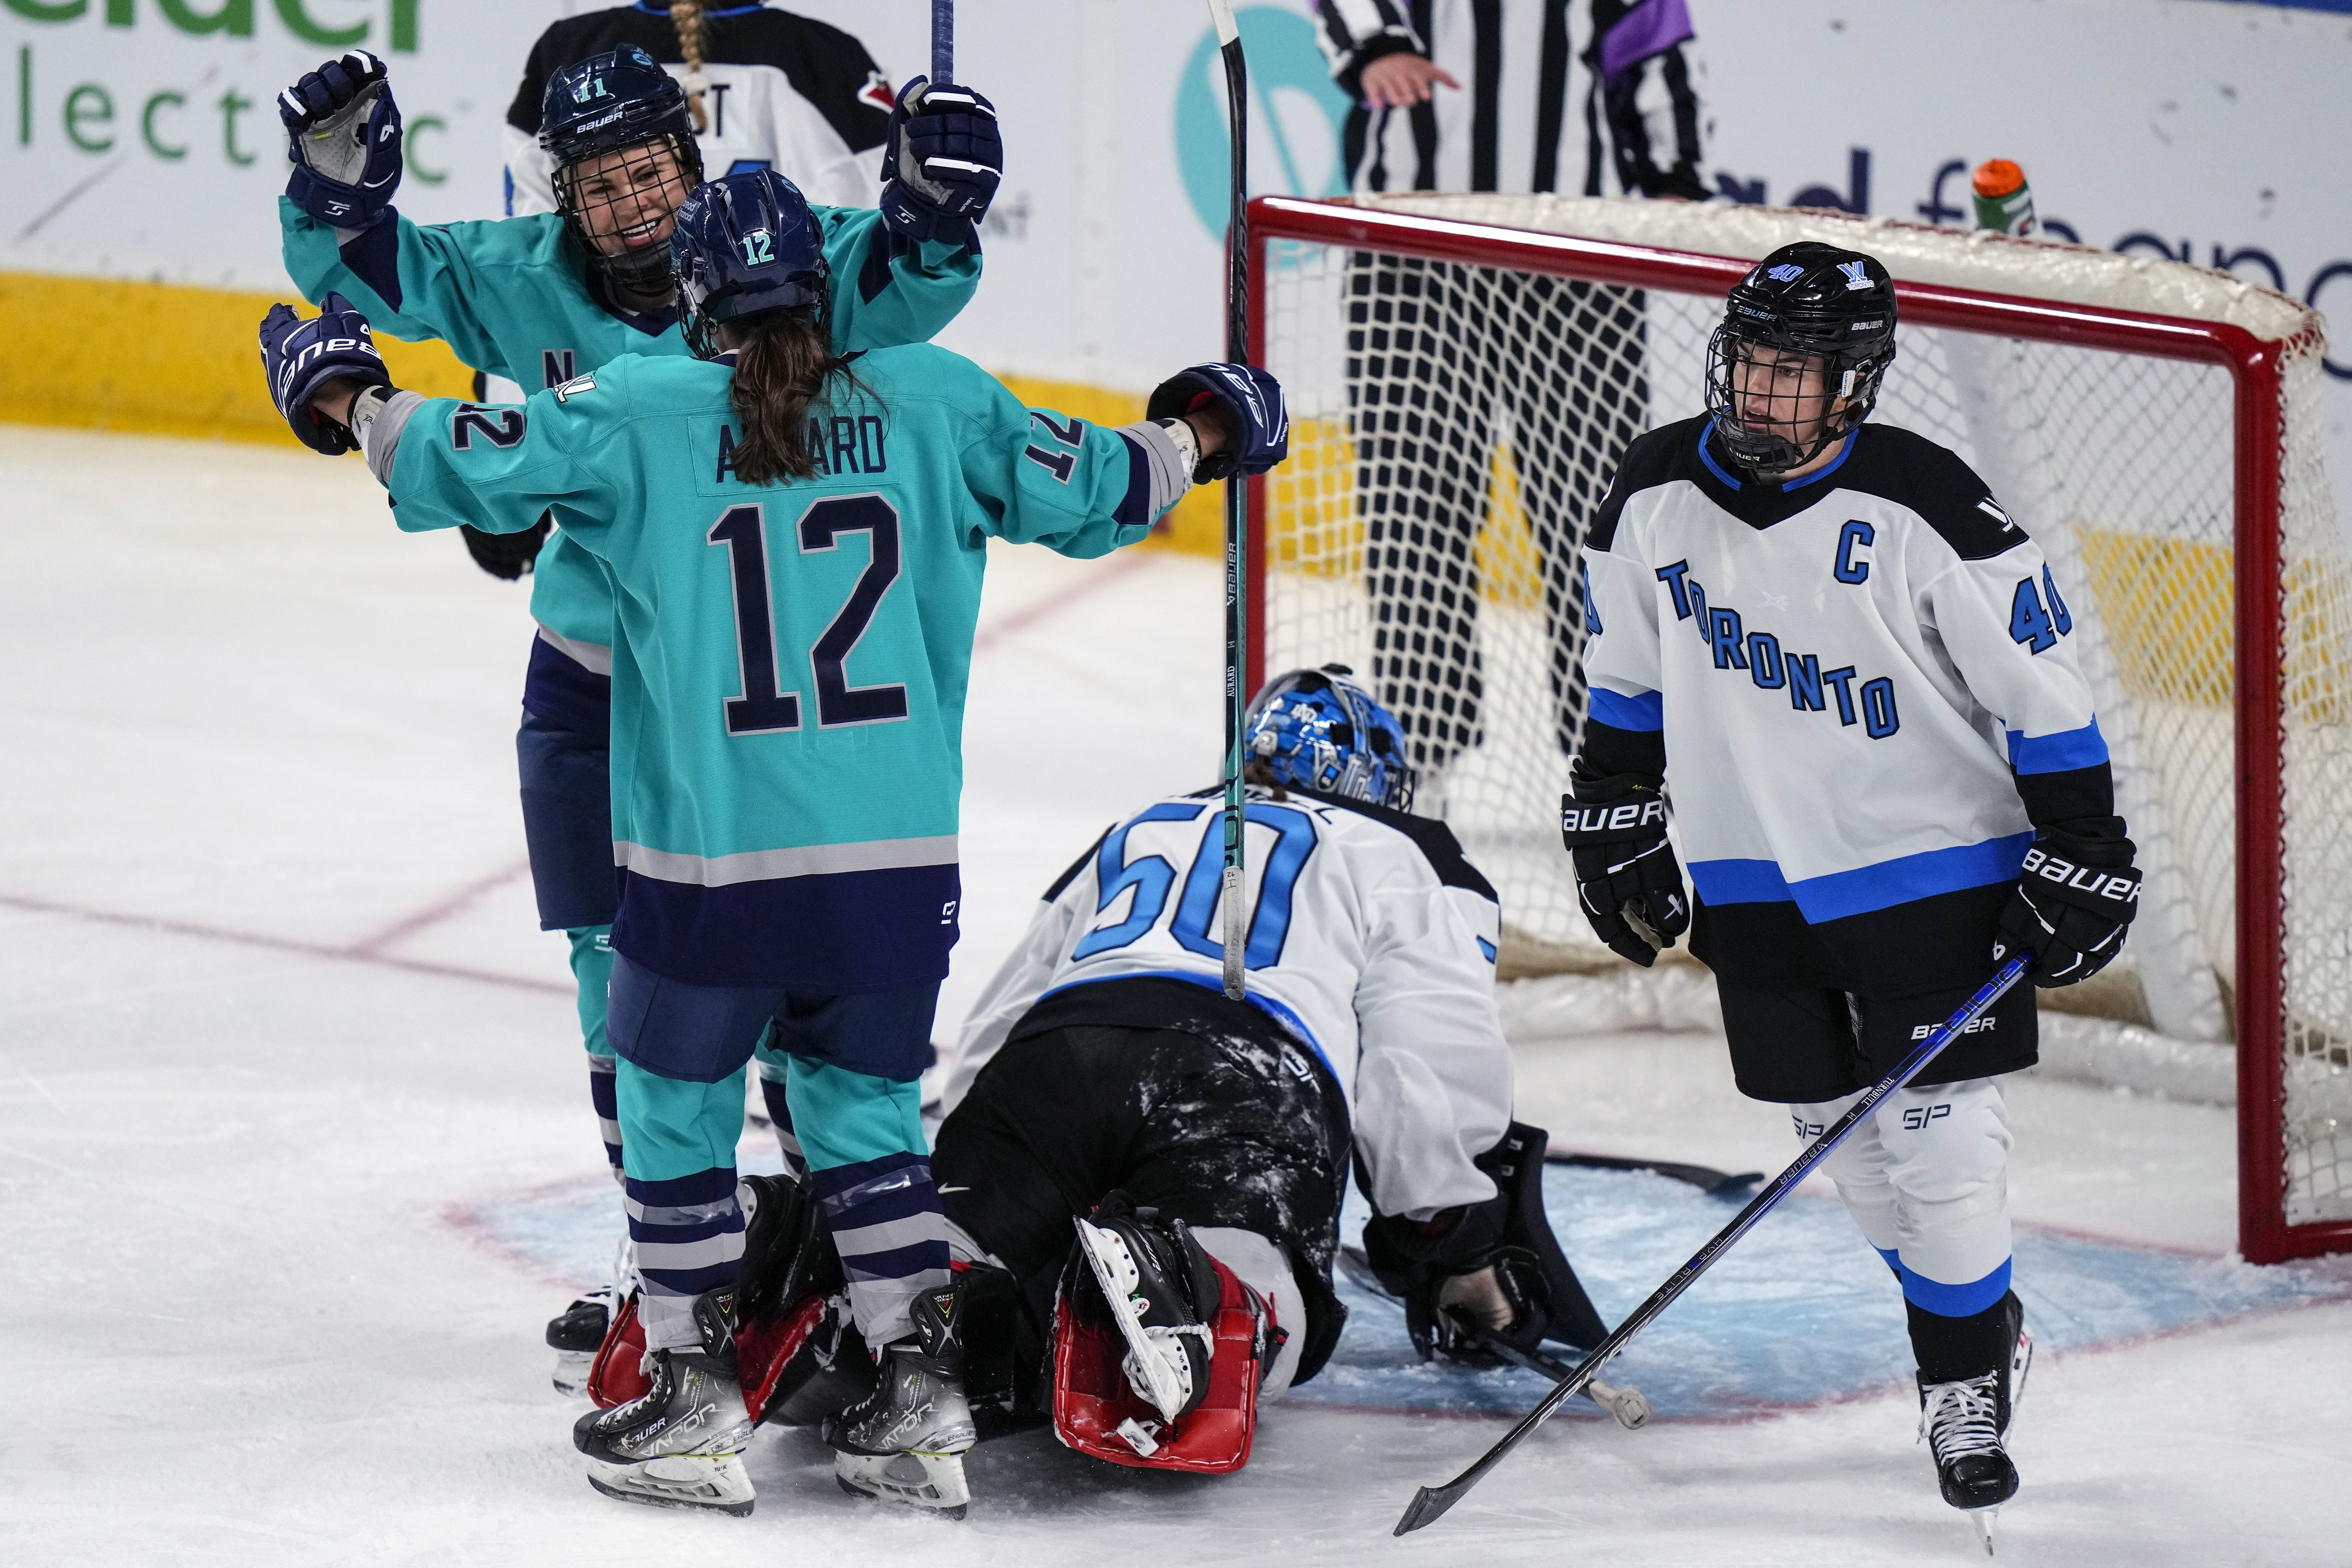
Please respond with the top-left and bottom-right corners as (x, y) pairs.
(1073, 1219), (1192, 1422)
(552, 1351), (593, 1398)
(1971, 1507), (1998, 1555)
(834, 1448), (972, 1518)
(584, 1453), (754, 1516)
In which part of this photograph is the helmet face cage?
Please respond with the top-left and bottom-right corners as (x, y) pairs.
(670, 170), (831, 360)
(1243, 665), (1417, 812)
(1704, 243), (1897, 477)
(553, 133), (705, 298)
(542, 47), (706, 298)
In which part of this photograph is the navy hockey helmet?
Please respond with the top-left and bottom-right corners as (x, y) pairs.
(541, 47), (705, 296)
(1244, 664), (1416, 811)
(671, 169), (830, 360)
(1705, 241), (1898, 476)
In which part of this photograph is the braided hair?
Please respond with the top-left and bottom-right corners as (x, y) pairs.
(672, 0), (710, 133)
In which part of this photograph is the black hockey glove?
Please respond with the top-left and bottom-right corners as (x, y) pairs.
(1145, 364), (1290, 482)
(1996, 829), (2141, 988)
(460, 517), (553, 581)
(258, 292), (392, 455)
(1561, 770), (1689, 968)
(280, 51), (403, 231)
(880, 76), (1002, 246)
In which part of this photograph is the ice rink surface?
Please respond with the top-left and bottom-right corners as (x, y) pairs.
(6, 428), (2350, 1566)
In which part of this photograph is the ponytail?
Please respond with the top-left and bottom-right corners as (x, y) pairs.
(673, 0), (711, 134)
(726, 312), (878, 486)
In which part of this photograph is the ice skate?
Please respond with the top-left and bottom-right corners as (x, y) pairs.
(546, 1287), (611, 1397)
(1073, 1192), (1218, 1422)
(573, 1288), (755, 1516)
(823, 1280), (977, 1518)
(1918, 1293), (2033, 1551)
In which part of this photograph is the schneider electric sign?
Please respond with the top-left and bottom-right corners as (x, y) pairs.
(3, 0), (553, 287)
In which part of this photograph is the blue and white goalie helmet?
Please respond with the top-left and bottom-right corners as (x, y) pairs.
(1244, 664), (1416, 810)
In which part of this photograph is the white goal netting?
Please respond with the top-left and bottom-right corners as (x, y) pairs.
(1252, 194), (2352, 1246)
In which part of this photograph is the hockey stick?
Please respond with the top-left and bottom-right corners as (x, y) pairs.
(1335, 1247), (1649, 1429)
(1545, 1151), (1764, 1196)
(1206, 0), (1249, 1001)
(1394, 954), (2034, 1536)
(931, 0), (953, 83)
(1441, 1309), (1652, 1431)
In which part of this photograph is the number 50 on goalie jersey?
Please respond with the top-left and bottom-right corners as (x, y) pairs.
(943, 785), (1515, 1222)
(1577, 416), (2114, 994)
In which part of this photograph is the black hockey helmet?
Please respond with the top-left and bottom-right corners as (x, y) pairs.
(1705, 241), (1898, 476)
(541, 46), (706, 297)
(671, 169), (829, 360)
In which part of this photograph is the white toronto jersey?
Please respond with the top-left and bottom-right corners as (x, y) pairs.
(1579, 415), (2106, 957)
(941, 786), (1513, 1222)
(505, 61), (884, 217)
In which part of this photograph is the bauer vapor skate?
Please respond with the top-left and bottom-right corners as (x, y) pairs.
(573, 1288), (755, 1516)
(1919, 1291), (2034, 1554)
(1073, 1192), (1219, 1423)
(822, 1280), (977, 1518)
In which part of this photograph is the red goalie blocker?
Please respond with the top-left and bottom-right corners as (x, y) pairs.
(587, 1291), (848, 1421)
(1051, 1250), (1271, 1474)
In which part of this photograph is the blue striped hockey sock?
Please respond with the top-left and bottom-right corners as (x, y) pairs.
(615, 1059), (749, 1352)
(752, 1044), (807, 1182)
(787, 1058), (953, 1345)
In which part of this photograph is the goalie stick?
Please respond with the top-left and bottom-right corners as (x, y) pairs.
(1206, 0), (1249, 1000)
(1394, 953), (2035, 1536)
(1546, 1151), (1764, 1196)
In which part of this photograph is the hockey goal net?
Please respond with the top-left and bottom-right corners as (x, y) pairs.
(1244, 192), (2349, 1264)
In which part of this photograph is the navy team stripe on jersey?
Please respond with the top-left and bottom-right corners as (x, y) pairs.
(613, 863), (960, 989)
(1691, 831), (2034, 922)
(1777, 431), (1858, 491)
(2006, 718), (2108, 774)
(1588, 685), (1663, 731)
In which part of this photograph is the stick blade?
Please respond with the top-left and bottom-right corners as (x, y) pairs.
(1394, 1482), (1464, 1537)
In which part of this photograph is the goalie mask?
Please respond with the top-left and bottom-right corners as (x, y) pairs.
(670, 169), (830, 360)
(542, 47), (706, 299)
(1244, 664), (1416, 812)
(1705, 241), (1898, 477)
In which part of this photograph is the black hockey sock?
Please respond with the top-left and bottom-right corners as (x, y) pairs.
(1906, 1291), (2016, 1384)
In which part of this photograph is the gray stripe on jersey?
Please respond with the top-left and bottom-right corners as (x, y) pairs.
(614, 834), (960, 886)
(1117, 418), (1197, 518)
(358, 388), (427, 485)
(535, 622), (614, 675)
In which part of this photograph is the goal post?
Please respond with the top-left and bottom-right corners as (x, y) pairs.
(1243, 192), (2350, 1265)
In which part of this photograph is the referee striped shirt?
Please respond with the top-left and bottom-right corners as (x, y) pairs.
(1315, 0), (1712, 199)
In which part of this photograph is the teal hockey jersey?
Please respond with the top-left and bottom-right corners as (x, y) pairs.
(369, 348), (1180, 989)
(280, 198), (979, 653)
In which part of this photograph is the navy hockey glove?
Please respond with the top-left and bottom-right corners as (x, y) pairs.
(259, 292), (392, 456)
(880, 76), (1002, 246)
(1996, 830), (2141, 987)
(281, 51), (403, 230)
(1561, 771), (1689, 968)
(1145, 364), (1289, 481)
(461, 518), (554, 581)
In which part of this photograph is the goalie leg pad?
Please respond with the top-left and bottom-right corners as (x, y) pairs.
(1050, 1237), (1270, 1474)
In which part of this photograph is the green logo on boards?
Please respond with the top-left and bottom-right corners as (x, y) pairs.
(0, 0), (421, 53)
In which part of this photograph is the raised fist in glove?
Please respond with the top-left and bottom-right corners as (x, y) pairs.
(1561, 769), (1689, 967)
(880, 76), (1002, 245)
(1146, 363), (1289, 481)
(280, 51), (403, 231)
(259, 292), (391, 455)
(1996, 829), (2140, 986)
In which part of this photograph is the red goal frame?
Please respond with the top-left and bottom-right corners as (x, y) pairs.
(1241, 193), (2345, 1266)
